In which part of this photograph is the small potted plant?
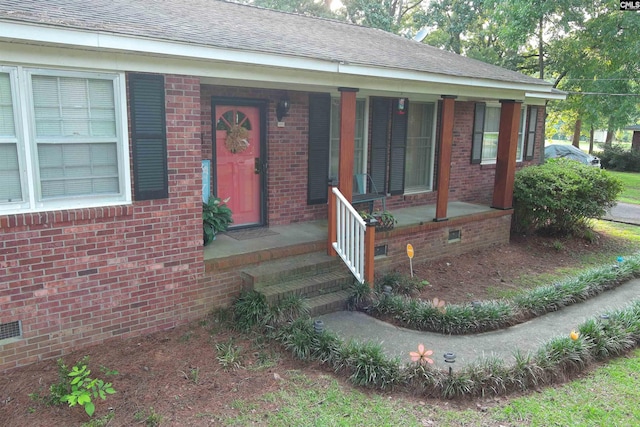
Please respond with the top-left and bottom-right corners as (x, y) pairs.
(359, 210), (396, 232)
(203, 196), (233, 245)
(373, 211), (396, 232)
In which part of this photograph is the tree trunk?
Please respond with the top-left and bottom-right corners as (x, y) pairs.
(605, 117), (615, 147)
(572, 119), (582, 148)
(538, 16), (544, 80)
(589, 125), (594, 154)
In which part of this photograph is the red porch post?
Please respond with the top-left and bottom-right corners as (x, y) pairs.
(364, 220), (376, 287)
(492, 100), (522, 209)
(338, 87), (358, 202)
(435, 95), (456, 221)
(327, 181), (337, 257)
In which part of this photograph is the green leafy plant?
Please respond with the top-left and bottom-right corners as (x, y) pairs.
(267, 293), (310, 327)
(359, 210), (397, 231)
(233, 290), (270, 332)
(215, 339), (243, 370)
(596, 144), (640, 172)
(61, 362), (117, 417)
(513, 158), (622, 236)
(347, 279), (373, 310)
(377, 271), (427, 296)
(203, 196), (233, 245)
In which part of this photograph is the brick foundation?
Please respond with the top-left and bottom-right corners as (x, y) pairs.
(374, 210), (512, 272)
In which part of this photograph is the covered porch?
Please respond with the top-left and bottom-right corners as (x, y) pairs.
(204, 201), (506, 272)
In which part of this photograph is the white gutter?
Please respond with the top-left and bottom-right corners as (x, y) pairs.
(525, 91), (567, 101)
(0, 20), (559, 97)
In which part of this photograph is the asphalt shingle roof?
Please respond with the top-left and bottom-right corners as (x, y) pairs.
(0, 0), (551, 88)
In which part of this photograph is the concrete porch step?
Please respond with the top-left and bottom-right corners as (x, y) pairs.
(243, 252), (355, 316)
(307, 290), (351, 317)
(256, 267), (353, 304)
(241, 252), (343, 288)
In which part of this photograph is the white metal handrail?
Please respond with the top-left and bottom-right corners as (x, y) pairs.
(332, 187), (366, 283)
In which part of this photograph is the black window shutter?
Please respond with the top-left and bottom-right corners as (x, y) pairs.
(471, 102), (485, 164)
(129, 73), (168, 200)
(307, 93), (331, 205)
(388, 99), (408, 195)
(433, 99), (443, 188)
(369, 98), (390, 194)
(524, 106), (538, 160)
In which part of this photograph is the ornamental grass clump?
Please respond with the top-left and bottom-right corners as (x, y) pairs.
(273, 317), (316, 360)
(362, 253), (640, 335)
(232, 287), (640, 399)
(337, 341), (404, 390)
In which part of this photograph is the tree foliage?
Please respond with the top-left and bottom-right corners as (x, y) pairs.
(239, 0), (639, 138)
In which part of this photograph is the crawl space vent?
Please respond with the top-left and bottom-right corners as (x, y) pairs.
(0, 320), (22, 341)
(448, 229), (461, 242)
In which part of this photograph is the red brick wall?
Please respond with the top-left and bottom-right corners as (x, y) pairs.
(200, 90), (545, 225)
(200, 86), (326, 226)
(375, 210), (513, 273)
(0, 74), (209, 372)
(369, 102), (545, 212)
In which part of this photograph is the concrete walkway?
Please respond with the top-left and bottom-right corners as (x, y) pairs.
(318, 278), (640, 368)
(606, 202), (640, 225)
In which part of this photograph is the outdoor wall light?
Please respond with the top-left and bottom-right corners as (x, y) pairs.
(276, 98), (291, 121)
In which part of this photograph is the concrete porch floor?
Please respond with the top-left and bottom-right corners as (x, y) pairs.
(204, 201), (495, 261)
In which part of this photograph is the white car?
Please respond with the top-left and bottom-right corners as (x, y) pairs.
(544, 144), (601, 168)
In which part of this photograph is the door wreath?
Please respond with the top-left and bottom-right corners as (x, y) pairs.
(216, 109), (252, 154)
(225, 124), (250, 154)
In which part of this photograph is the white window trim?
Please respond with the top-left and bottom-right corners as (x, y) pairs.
(404, 101), (437, 195)
(480, 104), (526, 165)
(0, 66), (29, 210)
(0, 65), (131, 215)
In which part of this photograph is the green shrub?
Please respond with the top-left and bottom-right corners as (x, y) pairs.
(596, 144), (640, 172)
(513, 159), (622, 236)
(233, 291), (269, 332)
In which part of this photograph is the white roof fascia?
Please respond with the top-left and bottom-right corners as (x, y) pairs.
(0, 40), (524, 101)
(525, 91), (567, 101)
(0, 20), (557, 97)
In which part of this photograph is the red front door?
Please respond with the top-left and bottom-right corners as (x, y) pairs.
(214, 105), (262, 227)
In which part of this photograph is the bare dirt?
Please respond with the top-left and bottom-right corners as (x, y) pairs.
(0, 231), (633, 426)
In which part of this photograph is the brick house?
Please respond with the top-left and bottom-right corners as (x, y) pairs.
(0, 0), (564, 371)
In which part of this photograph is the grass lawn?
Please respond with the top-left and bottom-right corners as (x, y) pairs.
(223, 350), (640, 426)
(220, 220), (640, 426)
(608, 171), (640, 205)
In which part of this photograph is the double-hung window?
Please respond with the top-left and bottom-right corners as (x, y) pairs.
(473, 104), (526, 164)
(0, 66), (129, 214)
(329, 97), (367, 181)
(404, 102), (436, 192)
(0, 68), (24, 206)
